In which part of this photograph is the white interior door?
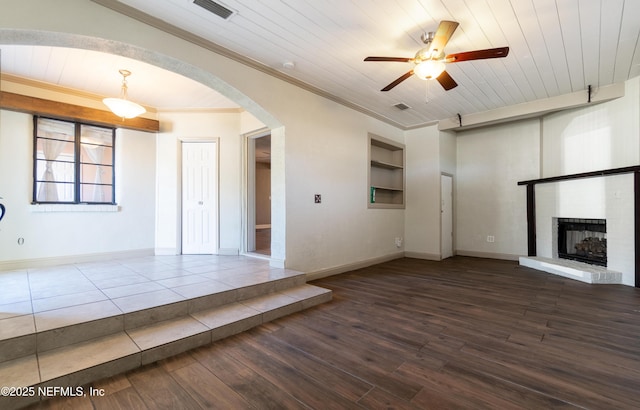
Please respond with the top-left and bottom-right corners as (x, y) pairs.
(182, 142), (217, 254)
(441, 174), (454, 259)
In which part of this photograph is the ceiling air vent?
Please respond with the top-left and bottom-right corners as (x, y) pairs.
(193, 0), (236, 20)
(393, 102), (411, 111)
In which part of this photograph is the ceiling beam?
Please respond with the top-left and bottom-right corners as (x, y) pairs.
(0, 91), (159, 132)
(438, 82), (625, 132)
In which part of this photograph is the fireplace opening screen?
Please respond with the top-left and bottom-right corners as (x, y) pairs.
(557, 218), (607, 266)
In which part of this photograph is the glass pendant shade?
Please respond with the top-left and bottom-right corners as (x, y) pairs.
(103, 69), (146, 119)
(103, 97), (146, 119)
(413, 60), (446, 80)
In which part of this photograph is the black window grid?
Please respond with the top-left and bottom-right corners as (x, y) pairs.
(32, 116), (117, 205)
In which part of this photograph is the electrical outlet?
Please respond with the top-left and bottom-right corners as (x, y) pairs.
(486, 235), (495, 243)
(395, 237), (403, 248)
(314, 194), (321, 204)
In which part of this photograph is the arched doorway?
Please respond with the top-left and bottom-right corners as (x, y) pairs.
(0, 29), (286, 265)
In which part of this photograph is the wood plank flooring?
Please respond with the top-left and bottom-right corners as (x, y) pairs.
(25, 257), (640, 409)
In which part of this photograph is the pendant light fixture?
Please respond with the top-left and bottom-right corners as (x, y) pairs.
(103, 69), (146, 119)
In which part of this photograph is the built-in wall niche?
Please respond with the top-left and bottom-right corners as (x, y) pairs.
(368, 133), (405, 209)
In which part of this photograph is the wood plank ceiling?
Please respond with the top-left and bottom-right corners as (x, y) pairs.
(2, 0), (640, 129)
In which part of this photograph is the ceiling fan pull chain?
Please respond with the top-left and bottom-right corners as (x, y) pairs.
(425, 81), (429, 104)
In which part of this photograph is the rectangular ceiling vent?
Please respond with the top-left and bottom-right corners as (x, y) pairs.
(193, 0), (236, 20)
(393, 102), (411, 111)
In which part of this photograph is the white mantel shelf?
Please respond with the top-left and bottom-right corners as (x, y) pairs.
(520, 256), (622, 284)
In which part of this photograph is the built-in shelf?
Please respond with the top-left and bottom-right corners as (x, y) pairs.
(370, 159), (403, 170)
(368, 133), (405, 209)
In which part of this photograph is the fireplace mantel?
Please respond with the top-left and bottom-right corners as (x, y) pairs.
(518, 165), (640, 287)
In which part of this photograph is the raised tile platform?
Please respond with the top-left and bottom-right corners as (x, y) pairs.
(519, 256), (622, 284)
(0, 255), (331, 409)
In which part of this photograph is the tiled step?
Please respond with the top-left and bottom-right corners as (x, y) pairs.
(0, 271), (308, 362)
(0, 284), (331, 410)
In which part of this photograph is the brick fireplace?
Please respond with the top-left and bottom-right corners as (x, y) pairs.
(518, 167), (639, 286)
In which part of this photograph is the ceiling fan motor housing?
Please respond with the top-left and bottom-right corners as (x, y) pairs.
(415, 47), (444, 62)
(364, 20), (508, 91)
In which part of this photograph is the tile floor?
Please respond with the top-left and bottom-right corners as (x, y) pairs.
(0, 254), (300, 344)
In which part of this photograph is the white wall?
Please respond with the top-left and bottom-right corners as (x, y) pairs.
(404, 125), (441, 259)
(0, 110), (156, 268)
(155, 111), (242, 255)
(533, 77), (640, 285)
(280, 98), (405, 273)
(542, 77), (640, 177)
(6, 1), (637, 281)
(452, 77), (639, 285)
(0, 0), (408, 274)
(455, 119), (541, 259)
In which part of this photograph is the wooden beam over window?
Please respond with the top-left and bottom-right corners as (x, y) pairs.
(0, 91), (159, 133)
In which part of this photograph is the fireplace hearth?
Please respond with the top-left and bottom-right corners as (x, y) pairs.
(557, 218), (607, 266)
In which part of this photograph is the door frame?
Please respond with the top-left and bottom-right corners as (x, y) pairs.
(179, 137), (220, 255)
(441, 173), (454, 259)
(241, 127), (271, 256)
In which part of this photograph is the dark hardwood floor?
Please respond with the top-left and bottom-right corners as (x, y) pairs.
(26, 257), (640, 409)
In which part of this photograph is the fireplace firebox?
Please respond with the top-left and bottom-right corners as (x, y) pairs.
(557, 218), (607, 266)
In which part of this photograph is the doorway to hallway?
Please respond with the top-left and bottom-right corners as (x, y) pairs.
(246, 133), (271, 256)
(441, 174), (454, 259)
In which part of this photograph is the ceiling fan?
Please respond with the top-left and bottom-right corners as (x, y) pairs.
(365, 20), (509, 92)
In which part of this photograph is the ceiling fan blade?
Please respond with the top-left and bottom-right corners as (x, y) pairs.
(381, 70), (414, 91)
(364, 56), (413, 62)
(436, 70), (458, 91)
(428, 20), (459, 54)
(445, 47), (509, 62)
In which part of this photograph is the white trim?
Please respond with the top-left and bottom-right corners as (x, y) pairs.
(30, 204), (120, 212)
(305, 252), (404, 281)
(178, 136), (219, 142)
(404, 251), (441, 261)
(244, 252), (271, 261)
(218, 248), (239, 256)
(0, 248), (154, 272)
(243, 127), (270, 139)
(455, 250), (520, 261)
(154, 247), (179, 255)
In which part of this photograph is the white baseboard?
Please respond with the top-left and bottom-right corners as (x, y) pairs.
(218, 248), (240, 256)
(403, 251), (441, 261)
(154, 248), (178, 255)
(0, 248), (155, 272)
(455, 250), (520, 261)
(306, 252), (404, 281)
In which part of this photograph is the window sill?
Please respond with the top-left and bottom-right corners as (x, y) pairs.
(30, 204), (120, 213)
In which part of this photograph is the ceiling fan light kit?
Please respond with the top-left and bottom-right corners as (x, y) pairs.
(414, 60), (446, 80)
(103, 69), (146, 119)
(365, 20), (509, 92)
